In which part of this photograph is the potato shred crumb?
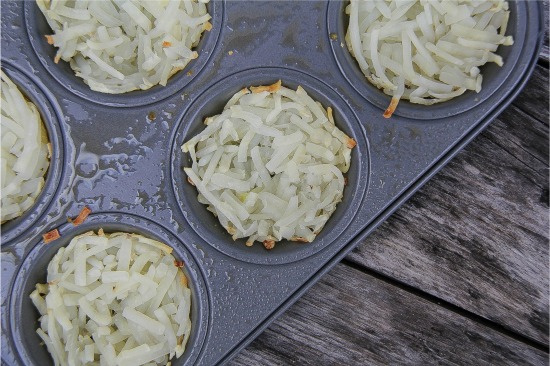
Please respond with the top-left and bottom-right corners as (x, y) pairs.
(42, 229), (60, 244)
(250, 80), (282, 94)
(68, 206), (91, 226)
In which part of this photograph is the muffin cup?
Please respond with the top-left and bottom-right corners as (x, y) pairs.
(326, 0), (526, 120)
(170, 67), (370, 265)
(8, 212), (210, 366)
(24, 1), (224, 107)
(0, 63), (65, 244)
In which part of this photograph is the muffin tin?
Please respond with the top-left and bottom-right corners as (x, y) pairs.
(1, 1), (543, 365)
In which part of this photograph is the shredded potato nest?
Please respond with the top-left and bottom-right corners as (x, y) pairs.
(182, 81), (356, 249)
(36, 0), (212, 94)
(345, 0), (514, 117)
(1, 71), (50, 224)
(31, 230), (192, 366)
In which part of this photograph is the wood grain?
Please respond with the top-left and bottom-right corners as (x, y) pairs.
(541, 1), (549, 63)
(344, 64), (549, 345)
(513, 65), (549, 126)
(231, 264), (548, 366)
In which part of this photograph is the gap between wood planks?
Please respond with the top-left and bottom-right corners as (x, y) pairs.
(340, 258), (549, 353)
(232, 262), (548, 366)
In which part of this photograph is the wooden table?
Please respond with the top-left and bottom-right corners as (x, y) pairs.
(231, 14), (550, 366)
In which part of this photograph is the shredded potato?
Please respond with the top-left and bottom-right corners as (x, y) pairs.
(1, 71), (50, 224)
(182, 81), (355, 249)
(345, 0), (514, 117)
(36, 0), (212, 94)
(31, 231), (192, 366)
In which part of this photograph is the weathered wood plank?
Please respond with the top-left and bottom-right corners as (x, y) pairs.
(487, 106), (548, 180)
(230, 264), (548, 366)
(511, 65), (549, 126)
(541, 36), (549, 64)
(541, 1), (549, 63)
(345, 71), (549, 344)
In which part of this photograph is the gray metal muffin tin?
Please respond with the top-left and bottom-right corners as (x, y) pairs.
(1, 1), (543, 365)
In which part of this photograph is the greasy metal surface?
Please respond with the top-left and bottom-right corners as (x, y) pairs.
(0, 1), (543, 365)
